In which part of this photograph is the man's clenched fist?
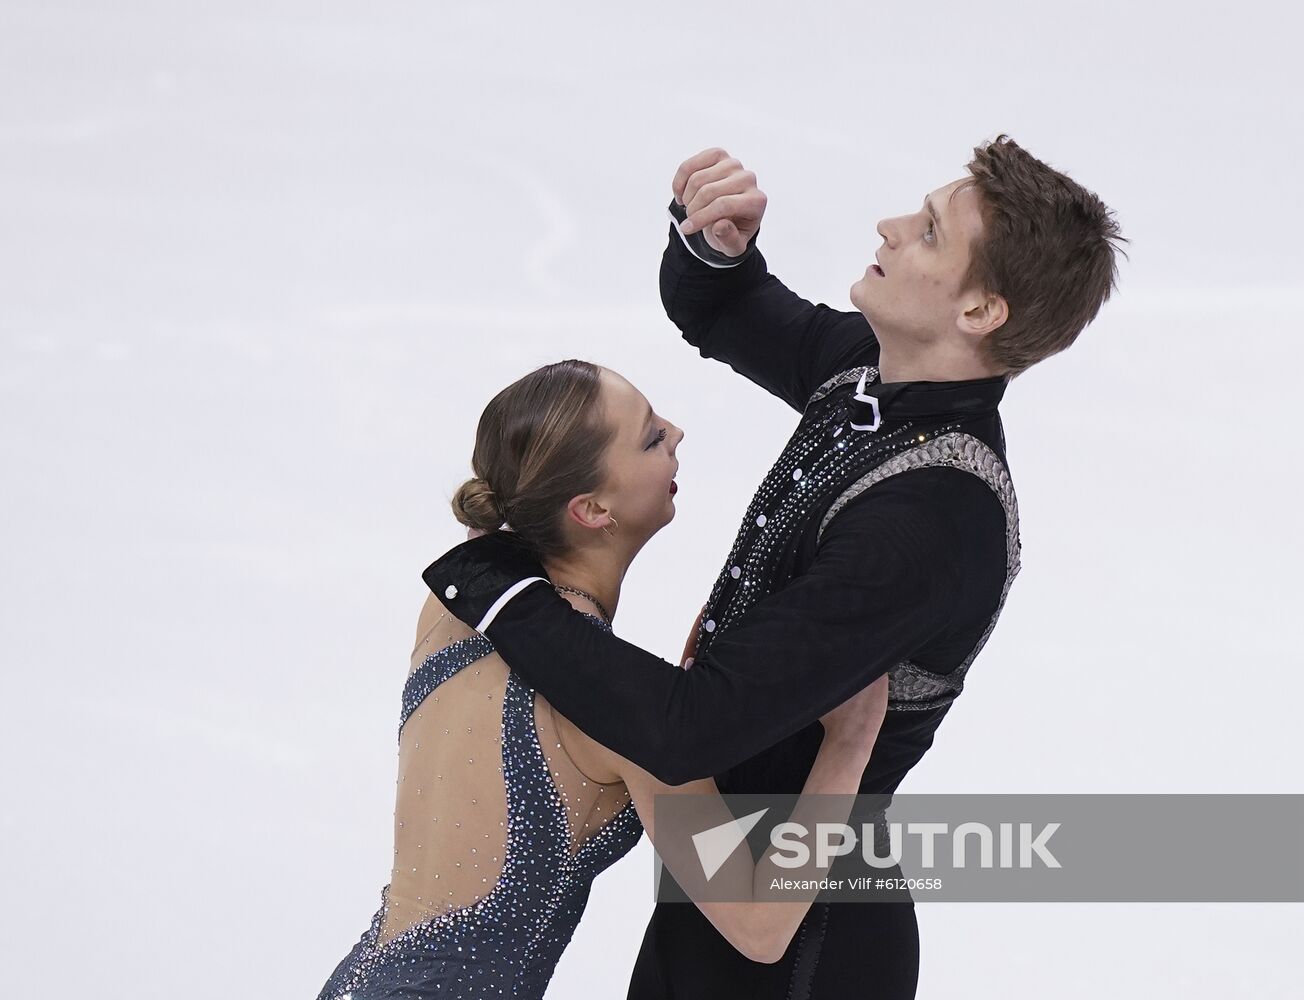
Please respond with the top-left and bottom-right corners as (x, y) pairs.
(672, 148), (767, 258)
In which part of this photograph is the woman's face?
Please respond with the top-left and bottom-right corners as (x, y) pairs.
(579, 367), (683, 543)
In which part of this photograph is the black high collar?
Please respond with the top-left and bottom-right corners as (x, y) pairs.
(856, 369), (1008, 421)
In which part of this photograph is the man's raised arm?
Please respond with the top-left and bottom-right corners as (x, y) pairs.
(425, 471), (972, 786)
(661, 147), (881, 412)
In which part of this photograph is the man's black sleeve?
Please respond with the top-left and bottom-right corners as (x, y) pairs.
(425, 469), (977, 786)
(660, 200), (881, 412)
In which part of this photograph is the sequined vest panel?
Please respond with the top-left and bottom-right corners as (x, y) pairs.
(692, 366), (1021, 711)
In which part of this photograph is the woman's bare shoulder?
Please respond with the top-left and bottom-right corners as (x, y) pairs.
(409, 592), (497, 676)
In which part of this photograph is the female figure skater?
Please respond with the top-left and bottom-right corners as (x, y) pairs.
(316, 359), (889, 999)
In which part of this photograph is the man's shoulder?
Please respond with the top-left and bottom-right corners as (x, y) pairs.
(817, 463), (1013, 615)
(825, 453), (1012, 542)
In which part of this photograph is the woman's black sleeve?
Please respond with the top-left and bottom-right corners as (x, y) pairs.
(425, 469), (984, 786)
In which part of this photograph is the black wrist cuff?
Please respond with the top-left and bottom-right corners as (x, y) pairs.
(667, 197), (759, 267)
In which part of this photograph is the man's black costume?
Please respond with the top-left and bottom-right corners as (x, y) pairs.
(422, 202), (1022, 998)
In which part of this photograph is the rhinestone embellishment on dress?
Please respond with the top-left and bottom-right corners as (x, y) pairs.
(317, 613), (643, 999)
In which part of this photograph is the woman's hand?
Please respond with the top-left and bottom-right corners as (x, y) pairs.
(680, 604), (706, 669)
(819, 674), (890, 755)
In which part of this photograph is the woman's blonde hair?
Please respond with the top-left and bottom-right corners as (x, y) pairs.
(450, 360), (616, 558)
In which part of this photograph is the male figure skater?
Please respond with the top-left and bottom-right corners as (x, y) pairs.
(424, 135), (1124, 998)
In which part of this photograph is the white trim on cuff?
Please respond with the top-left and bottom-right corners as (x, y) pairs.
(475, 576), (549, 633)
(667, 207), (747, 269)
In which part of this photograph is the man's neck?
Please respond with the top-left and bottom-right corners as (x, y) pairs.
(876, 342), (1005, 386)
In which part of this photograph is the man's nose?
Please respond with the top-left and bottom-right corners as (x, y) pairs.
(876, 219), (894, 248)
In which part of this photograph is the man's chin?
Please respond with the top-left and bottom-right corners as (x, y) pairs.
(849, 290), (876, 326)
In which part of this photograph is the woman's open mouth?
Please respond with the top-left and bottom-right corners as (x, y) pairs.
(669, 480), (678, 495)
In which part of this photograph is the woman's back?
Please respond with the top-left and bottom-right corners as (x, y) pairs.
(317, 598), (644, 999)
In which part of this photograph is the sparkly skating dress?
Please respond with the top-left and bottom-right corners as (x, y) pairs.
(318, 610), (644, 999)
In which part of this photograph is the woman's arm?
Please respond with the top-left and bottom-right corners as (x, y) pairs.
(612, 675), (888, 964)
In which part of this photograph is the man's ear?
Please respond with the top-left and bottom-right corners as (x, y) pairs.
(957, 290), (1009, 338)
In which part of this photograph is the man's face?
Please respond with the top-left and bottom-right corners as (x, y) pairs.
(849, 176), (991, 350)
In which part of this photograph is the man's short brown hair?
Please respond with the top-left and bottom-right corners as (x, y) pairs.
(961, 135), (1127, 378)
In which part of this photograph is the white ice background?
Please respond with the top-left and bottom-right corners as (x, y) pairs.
(1, 2), (1301, 996)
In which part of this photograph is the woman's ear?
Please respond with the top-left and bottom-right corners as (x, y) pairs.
(564, 494), (608, 532)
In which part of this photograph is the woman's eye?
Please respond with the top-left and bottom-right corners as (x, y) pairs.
(647, 427), (667, 450)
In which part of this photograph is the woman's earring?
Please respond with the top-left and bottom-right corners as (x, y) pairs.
(602, 514), (619, 538)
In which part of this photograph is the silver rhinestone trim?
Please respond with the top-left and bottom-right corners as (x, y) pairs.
(807, 365), (876, 407)
(817, 431), (1021, 711)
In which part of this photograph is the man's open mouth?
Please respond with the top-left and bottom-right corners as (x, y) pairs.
(870, 263), (885, 277)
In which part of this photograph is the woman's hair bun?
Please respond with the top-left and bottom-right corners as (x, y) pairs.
(451, 359), (612, 558)
(451, 477), (505, 533)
